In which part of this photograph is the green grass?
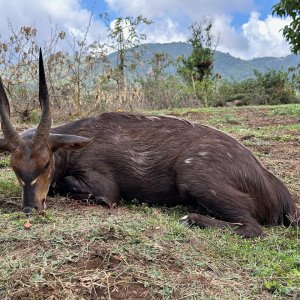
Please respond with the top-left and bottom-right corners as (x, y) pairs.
(0, 104), (299, 299)
(0, 156), (10, 168)
(266, 104), (300, 117)
(221, 124), (300, 142)
(0, 204), (299, 299)
(147, 103), (300, 117)
(0, 171), (21, 198)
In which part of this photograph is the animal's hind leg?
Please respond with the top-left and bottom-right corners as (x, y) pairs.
(176, 175), (264, 237)
(181, 213), (264, 238)
(181, 213), (243, 229)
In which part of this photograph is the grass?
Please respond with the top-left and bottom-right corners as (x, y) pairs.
(220, 123), (300, 142)
(0, 169), (21, 198)
(266, 104), (300, 117)
(0, 204), (299, 299)
(0, 103), (299, 299)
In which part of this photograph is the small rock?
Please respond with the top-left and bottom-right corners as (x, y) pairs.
(233, 99), (244, 106)
(226, 102), (234, 107)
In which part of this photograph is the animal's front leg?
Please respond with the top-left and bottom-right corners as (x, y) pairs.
(54, 172), (121, 208)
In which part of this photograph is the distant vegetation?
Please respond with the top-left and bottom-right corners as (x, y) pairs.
(108, 42), (300, 81)
(0, 16), (299, 120)
(273, 0), (300, 55)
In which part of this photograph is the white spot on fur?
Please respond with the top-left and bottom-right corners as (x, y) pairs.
(231, 222), (243, 226)
(210, 189), (217, 196)
(198, 151), (208, 156)
(30, 178), (38, 186)
(20, 179), (25, 186)
(180, 215), (188, 221)
(227, 152), (232, 158)
(184, 158), (193, 164)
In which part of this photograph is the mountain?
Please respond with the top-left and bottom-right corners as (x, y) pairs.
(107, 42), (300, 81)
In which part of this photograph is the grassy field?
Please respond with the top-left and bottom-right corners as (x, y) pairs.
(0, 104), (299, 299)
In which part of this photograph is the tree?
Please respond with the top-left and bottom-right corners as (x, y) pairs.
(149, 52), (172, 82)
(139, 52), (175, 109)
(0, 22), (66, 121)
(102, 14), (152, 108)
(177, 19), (217, 106)
(272, 1), (300, 54)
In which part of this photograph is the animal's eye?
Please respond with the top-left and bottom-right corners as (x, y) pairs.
(43, 161), (50, 171)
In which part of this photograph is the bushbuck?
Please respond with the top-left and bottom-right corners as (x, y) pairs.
(0, 50), (299, 237)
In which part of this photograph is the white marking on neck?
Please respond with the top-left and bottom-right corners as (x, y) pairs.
(30, 178), (38, 186)
(20, 179), (25, 186)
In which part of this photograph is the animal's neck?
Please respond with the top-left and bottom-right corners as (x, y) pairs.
(53, 149), (69, 183)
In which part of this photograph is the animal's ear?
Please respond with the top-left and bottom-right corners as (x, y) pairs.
(48, 134), (93, 152)
(0, 138), (10, 153)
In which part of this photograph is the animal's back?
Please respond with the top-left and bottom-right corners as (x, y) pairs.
(52, 112), (297, 226)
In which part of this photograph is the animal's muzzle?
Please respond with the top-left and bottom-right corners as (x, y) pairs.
(23, 206), (35, 214)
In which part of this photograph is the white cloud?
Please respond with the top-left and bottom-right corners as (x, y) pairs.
(144, 19), (186, 44)
(0, 0), (106, 51)
(214, 12), (291, 59)
(105, 0), (292, 59)
(0, 0), (293, 60)
(213, 15), (250, 57)
(105, 0), (255, 19)
(143, 12), (292, 60)
(241, 12), (291, 59)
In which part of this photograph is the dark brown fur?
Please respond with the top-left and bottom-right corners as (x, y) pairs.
(35, 112), (299, 237)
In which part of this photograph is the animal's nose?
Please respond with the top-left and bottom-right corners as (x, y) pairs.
(23, 206), (33, 214)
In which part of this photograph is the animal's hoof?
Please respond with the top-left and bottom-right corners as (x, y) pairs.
(180, 215), (188, 221)
(180, 215), (194, 227)
(94, 196), (119, 209)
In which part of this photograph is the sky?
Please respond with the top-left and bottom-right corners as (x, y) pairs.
(0, 0), (293, 60)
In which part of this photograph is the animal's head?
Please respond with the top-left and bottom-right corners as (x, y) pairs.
(0, 49), (92, 214)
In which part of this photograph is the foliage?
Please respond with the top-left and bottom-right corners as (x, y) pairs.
(273, 1), (300, 91)
(0, 19), (299, 118)
(138, 53), (189, 109)
(177, 20), (215, 83)
(111, 42), (300, 81)
(177, 19), (216, 107)
(213, 69), (299, 106)
(0, 24), (64, 120)
(64, 13), (106, 115)
(288, 65), (300, 90)
(0, 20), (108, 118)
(101, 14), (152, 109)
(273, 0), (300, 55)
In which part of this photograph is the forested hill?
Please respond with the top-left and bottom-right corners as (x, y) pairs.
(107, 42), (300, 81)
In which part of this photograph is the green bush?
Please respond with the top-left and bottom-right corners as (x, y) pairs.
(212, 69), (299, 106)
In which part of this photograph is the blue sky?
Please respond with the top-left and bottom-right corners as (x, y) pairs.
(0, 0), (292, 59)
(80, 0), (279, 28)
(230, 0), (278, 27)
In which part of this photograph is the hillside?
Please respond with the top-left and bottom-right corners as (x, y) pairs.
(107, 42), (300, 81)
